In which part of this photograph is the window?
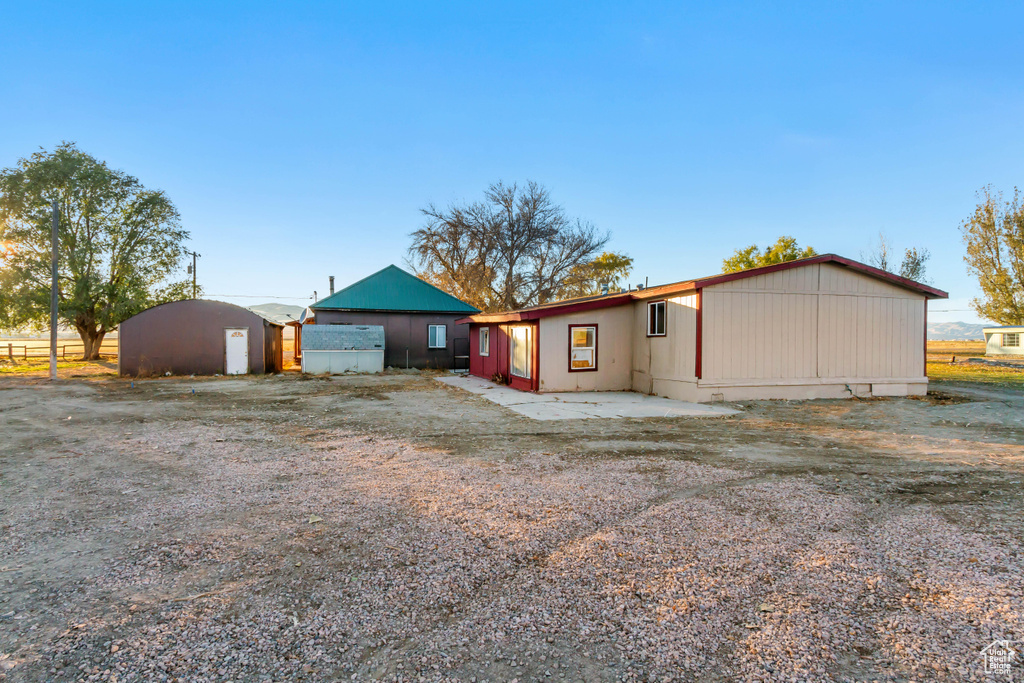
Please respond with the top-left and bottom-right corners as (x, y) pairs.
(1005, 332), (1021, 348)
(510, 326), (532, 378)
(647, 300), (666, 336)
(479, 327), (490, 356)
(428, 324), (447, 349)
(569, 325), (597, 371)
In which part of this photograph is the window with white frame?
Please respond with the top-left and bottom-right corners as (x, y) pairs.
(1005, 332), (1021, 348)
(647, 300), (666, 336)
(428, 324), (447, 349)
(479, 326), (490, 356)
(569, 325), (597, 371)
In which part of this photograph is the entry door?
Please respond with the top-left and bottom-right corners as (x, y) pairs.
(509, 325), (532, 379)
(225, 328), (249, 375)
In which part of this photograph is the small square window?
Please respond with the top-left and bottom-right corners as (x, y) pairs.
(1005, 332), (1020, 348)
(479, 326), (490, 356)
(569, 324), (597, 371)
(428, 324), (447, 349)
(647, 301), (666, 336)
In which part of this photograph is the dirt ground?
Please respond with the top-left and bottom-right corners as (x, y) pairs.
(1, 373), (1022, 682)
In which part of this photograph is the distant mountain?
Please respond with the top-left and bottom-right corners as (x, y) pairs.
(928, 322), (986, 341)
(248, 303), (306, 325)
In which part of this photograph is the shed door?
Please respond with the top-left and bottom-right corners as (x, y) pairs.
(225, 328), (249, 375)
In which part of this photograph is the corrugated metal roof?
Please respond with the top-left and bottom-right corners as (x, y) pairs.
(301, 324), (385, 351)
(311, 265), (480, 313)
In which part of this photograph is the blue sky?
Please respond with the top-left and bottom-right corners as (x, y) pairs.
(2, 2), (1022, 323)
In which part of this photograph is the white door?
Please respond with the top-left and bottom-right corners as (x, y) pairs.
(509, 325), (532, 379)
(225, 328), (249, 375)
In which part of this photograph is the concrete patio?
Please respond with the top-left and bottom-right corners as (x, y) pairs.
(435, 374), (740, 421)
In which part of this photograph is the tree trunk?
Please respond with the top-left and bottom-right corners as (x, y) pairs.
(77, 327), (106, 360)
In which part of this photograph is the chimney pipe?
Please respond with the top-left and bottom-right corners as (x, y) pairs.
(329, 276), (335, 295)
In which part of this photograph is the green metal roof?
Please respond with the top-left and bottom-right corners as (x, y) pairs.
(311, 265), (480, 313)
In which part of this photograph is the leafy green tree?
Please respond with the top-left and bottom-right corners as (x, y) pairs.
(722, 236), (817, 273)
(560, 251), (634, 298)
(961, 185), (1024, 325)
(0, 143), (192, 358)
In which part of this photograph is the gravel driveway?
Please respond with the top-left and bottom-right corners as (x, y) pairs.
(1, 373), (1022, 682)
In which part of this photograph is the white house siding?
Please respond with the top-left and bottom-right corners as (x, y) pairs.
(984, 327), (1024, 356)
(631, 293), (699, 401)
(699, 263), (927, 400)
(537, 305), (634, 392)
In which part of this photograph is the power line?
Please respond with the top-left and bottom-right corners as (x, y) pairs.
(206, 294), (314, 300)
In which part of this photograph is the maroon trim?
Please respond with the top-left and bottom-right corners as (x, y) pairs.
(507, 322), (539, 391)
(532, 321), (540, 391)
(695, 289), (703, 379)
(459, 253), (949, 327)
(568, 324), (599, 372)
(646, 300), (667, 337)
(458, 293), (633, 324)
(634, 254), (949, 301)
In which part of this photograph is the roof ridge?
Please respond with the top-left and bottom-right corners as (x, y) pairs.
(312, 265), (480, 313)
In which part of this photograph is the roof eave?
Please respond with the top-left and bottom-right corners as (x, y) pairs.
(460, 293), (633, 324)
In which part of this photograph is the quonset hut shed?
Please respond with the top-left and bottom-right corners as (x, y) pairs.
(460, 254), (948, 401)
(119, 299), (284, 377)
(310, 265), (479, 370)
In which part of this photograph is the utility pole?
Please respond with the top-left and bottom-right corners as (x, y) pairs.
(185, 250), (201, 298)
(49, 200), (59, 381)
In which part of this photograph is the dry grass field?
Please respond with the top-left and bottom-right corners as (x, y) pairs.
(1, 372), (1022, 682)
(927, 340), (986, 360)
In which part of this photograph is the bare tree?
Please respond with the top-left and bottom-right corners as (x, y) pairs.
(863, 232), (930, 283)
(409, 181), (617, 311)
(863, 232), (892, 273)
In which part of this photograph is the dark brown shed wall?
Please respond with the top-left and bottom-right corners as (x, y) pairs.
(311, 311), (469, 369)
(119, 299), (279, 376)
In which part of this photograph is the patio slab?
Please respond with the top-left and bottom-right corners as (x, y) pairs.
(435, 375), (739, 421)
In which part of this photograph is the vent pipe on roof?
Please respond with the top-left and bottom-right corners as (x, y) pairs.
(329, 276), (335, 296)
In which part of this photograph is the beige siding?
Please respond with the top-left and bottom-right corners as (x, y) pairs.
(631, 293), (698, 396)
(702, 262), (926, 386)
(538, 305), (633, 392)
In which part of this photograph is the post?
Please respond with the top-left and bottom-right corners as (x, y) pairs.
(185, 250), (201, 299)
(49, 200), (59, 380)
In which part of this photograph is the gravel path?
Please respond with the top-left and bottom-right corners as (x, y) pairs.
(0, 377), (1022, 682)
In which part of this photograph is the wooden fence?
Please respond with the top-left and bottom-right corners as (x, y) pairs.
(3, 340), (118, 360)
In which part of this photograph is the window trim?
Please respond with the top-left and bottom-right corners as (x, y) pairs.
(647, 300), (667, 337)
(1005, 332), (1021, 348)
(479, 326), (490, 356)
(568, 324), (598, 373)
(428, 324), (447, 349)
